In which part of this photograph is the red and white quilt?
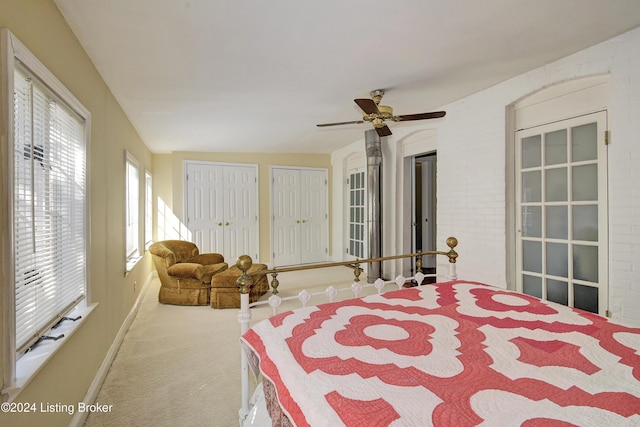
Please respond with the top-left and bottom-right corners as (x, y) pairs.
(241, 281), (640, 426)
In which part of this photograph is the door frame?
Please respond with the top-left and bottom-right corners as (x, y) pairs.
(345, 160), (367, 260)
(399, 130), (438, 277)
(514, 112), (608, 314)
(507, 75), (610, 312)
(413, 153), (437, 270)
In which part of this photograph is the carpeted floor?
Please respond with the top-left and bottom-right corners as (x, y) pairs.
(84, 266), (365, 427)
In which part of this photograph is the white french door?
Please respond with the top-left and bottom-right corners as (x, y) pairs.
(185, 162), (258, 260)
(515, 112), (608, 314)
(347, 167), (366, 259)
(272, 167), (328, 267)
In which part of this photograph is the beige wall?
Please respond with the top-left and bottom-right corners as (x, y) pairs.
(0, 1), (153, 425)
(0, 4), (332, 425)
(157, 151), (332, 263)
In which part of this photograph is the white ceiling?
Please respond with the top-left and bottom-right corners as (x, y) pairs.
(53, 0), (640, 154)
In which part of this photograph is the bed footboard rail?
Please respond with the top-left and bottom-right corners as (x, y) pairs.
(263, 236), (458, 295)
(237, 237), (458, 424)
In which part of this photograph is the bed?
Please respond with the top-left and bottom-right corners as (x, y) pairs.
(237, 239), (640, 426)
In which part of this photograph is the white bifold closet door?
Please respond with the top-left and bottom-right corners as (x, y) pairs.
(272, 167), (328, 267)
(185, 162), (258, 261)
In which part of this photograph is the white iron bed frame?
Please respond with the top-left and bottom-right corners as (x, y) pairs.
(236, 238), (459, 426)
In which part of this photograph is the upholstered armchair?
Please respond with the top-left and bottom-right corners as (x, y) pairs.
(149, 240), (228, 305)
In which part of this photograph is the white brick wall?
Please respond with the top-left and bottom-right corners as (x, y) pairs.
(332, 26), (640, 326)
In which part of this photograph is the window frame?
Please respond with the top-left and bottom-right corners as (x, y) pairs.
(1, 29), (94, 401)
(125, 151), (142, 272)
(144, 169), (153, 250)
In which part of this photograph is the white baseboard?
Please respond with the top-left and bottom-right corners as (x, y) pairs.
(69, 271), (155, 427)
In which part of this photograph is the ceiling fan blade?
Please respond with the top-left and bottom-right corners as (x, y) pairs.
(316, 120), (364, 127)
(375, 125), (392, 137)
(354, 98), (380, 115)
(394, 111), (446, 122)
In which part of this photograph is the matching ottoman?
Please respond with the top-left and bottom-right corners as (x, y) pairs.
(210, 263), (270, 309)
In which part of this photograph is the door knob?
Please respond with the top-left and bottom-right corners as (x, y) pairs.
(217, 222), (223, 226)
(225, 222), (230, 226)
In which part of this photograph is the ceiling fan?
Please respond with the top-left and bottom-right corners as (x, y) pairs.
(317, 89), (446, 137)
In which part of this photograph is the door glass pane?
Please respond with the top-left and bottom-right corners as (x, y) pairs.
(573, 205), (598, 241)
(547, 279), (568, 306)
(572, 123), (597, 162)
(522, 135), (541, 168)
(546, 206), (568, 239)
(522, 171), (541, 202)
(546, 242), (568, 278)
(523, 275), (542, 298)
(522, 206), (541, 237)
(545, 129), (567, 165)
(545, 168), (567, 202)
(522, 241), (542, 273)
(572, 165), (597, 201)
(574, 283), (598, 313)
(574, 245), (598, 282)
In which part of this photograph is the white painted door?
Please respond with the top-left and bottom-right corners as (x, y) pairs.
(186, 163), (224, 253)
(272, 168), (301, 266)
(515, 112), (608, 314)
(223, 166), (259, 261)
(300, 170), (328, 264)
(272, 168), (328, 267)
(186, 162), (258, 260)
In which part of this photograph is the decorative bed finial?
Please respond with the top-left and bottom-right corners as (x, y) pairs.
(236, 255), (254, 294)
(445, 237), (458, 263)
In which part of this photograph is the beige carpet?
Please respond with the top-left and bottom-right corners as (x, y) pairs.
(84, 266), (369, 427)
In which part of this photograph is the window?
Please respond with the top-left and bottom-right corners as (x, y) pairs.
(145, 170), (153, 249)
(125, 152), (141, 271)
(2, 29), (92, 398)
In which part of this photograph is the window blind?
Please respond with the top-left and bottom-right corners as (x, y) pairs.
(13, 66), (87, 354)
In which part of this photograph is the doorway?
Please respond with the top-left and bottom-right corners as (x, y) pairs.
(412, 153), (437, 272)
(510, 76), (610, 316)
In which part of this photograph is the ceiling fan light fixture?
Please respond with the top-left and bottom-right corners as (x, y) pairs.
(371, 117), (385, 128)
(316, 89), (446, 136)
